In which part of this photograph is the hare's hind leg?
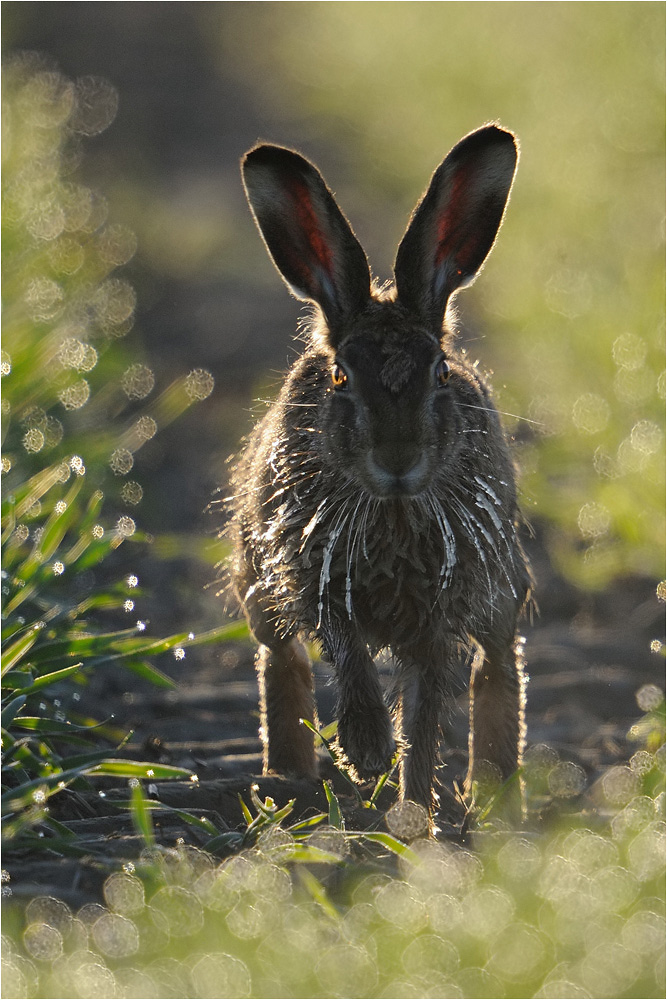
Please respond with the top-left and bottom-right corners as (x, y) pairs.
(465, 635), (527, 819)
(241, 586), (318, 779)
(256, 638), (318, 778)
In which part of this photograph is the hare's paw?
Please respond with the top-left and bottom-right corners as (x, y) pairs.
(336, 706), (396, 780)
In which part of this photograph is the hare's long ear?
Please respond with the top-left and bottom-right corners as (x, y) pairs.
(394, 125), (518, 329)
(242, 144), (371, 330)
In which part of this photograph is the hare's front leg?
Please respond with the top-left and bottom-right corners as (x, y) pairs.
(321, 619), (396, 780)
(465, 634), (527, 818)
(395, 641), (453, 814)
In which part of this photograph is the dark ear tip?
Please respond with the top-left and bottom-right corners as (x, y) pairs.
(242, 143), (310, 175)
(477, 124), (519, 160)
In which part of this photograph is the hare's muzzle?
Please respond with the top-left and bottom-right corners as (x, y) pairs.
(366, 447), (429, 498)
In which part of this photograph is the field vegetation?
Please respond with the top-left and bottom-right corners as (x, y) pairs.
(2, 5), (665, 998)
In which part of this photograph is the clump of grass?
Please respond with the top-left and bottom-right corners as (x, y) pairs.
(1, 57), (235, 855)
(2, 724), (664, 999)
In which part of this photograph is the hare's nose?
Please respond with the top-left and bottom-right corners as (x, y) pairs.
(368, 448), (428, 497)
(373, 446), (422, 479)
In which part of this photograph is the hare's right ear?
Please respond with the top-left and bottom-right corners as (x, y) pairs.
(394, 125), (518, 329)
(242, 145), (371, 330)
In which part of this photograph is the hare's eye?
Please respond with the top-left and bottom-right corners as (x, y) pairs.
(435, 359), (451, 387)
(331, 363), (348, 390)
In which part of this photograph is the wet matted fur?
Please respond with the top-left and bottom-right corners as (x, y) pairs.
(227, 125), (532, 823)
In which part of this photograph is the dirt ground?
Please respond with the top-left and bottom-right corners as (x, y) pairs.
(4, 526), (664, 910)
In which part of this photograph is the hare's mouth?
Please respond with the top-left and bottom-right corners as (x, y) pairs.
(364, 450), (429, 499)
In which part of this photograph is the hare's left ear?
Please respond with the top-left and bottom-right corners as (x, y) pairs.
(394, 125), (518, 329)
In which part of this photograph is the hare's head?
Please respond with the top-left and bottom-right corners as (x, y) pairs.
(242, 126), (518, 498)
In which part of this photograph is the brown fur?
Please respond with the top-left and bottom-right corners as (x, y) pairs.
(227, 127), (532, 824)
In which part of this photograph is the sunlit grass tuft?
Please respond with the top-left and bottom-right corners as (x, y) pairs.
(2, 724), (664, 998)
(1, 58), (235, 855)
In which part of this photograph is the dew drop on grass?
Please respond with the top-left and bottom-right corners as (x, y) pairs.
(25, 276), (65, 321)
(92, 278), (136, 331)
(59, 379), (90, 411)
(620, 909), (665, 956)
(547, 761), (586, 798)
(563, 829), (617, 873)
(496, 836), (542, 881)
(109, 447), (134, 475)
(95, 223), (137, 266)
(630, 419), (662, 455)
(636, 683), (664, 711)
(376, 881), (427, 933)
(115, 516), (135, 538)
(601, 765), (640, 806)
(123, 600), (134, 612)
(184, 368), (215, 401)
(612, 332), (647, 371)
(316, 943), (377, 998)
(26, 896), (72, 935)
(579, 941), (641, 997)
(127, 574), (139, 588)
(577, 502), (610, 540)
(463, 885), (516, 943)
(149, 886), (204, 938)
(70, 76), (118, 136)
(122, 364), (154, 400)
(427, 894), (463, 938)
(571, 393), (610, 434)
(307, 826), (348, 861)
(67, 954), (117, 999)
(92, 525), (104, 539)
(487, 922), (546, 982)
(630, 750), (656, 775)
(57, 338), (97, 371)
(173, 647), (185, 660)
(385, 800), (429, 841)
(626, 822), (667, 882)
(402, 933), (459, 977)
(23, 922), (63, 962)
(134, 415), (157, 441)
(22, 428), (45, 453)
(191, 952), (251, 1000)
(121, 480), (143, 505)
(92, 912), (139, 959)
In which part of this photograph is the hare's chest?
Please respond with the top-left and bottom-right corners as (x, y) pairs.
(325, 533), (448, 634)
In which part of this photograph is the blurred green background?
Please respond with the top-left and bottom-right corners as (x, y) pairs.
(3, 1), (665, 588)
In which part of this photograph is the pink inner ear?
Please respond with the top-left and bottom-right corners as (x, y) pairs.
(434, 165), (479, 279)
(288, 177), (334, 278)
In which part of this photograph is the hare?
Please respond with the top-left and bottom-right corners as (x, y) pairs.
(228, 125), (531, 822)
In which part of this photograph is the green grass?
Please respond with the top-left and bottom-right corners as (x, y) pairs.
(1, 57), (235, 857)
(2, 726), (665, 999)
(2, 41), (665, 1000)
(210, 1), (665, 588)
